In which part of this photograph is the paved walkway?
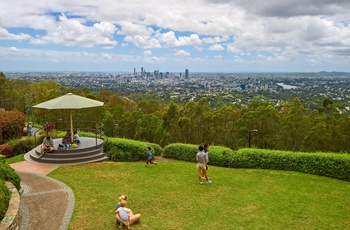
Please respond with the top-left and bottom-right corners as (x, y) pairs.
(10, 161), (75, 230)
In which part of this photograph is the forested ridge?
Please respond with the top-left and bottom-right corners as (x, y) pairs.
(1, 72), (349, 153)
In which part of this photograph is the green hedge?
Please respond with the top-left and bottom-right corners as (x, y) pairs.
(227, 148), (350, 181)
(163, 143), (232, 165)
(105, 137), (162, 162)
(0, 162), (21, 190)
(6, 137), (35, 156)
(0, 179), (11, 221)
(163, 144), (350, 182)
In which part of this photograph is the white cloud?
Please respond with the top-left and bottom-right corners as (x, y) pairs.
(102, 53), (112, 59)
(226, 44), (241, 53)
(174, 50), (190, 56)
(124, 35), (161, 49)
(29, 14), (118, 48)
(117, 22), (154, 36)
(0, 0), (350, 71)
(156, 31), (202, 47)
(203, 35), (230, 43)
(10, 47), (20, 52)
(144, 50), (152, 56)
(208, 44), (225, 51)
(0, 28), (31, 40)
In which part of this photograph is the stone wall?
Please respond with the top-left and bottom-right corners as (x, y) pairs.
(0, 182), (21, 230)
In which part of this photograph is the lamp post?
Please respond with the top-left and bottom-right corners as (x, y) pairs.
(248, 129), (258, 148)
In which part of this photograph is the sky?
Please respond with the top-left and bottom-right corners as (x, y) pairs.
(0, 0), (349, 73)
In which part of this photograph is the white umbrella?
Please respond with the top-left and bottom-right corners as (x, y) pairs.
(33, 93), (104, 141)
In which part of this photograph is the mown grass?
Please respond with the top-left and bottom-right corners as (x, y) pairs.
(5, 154), (25, 164)
(49, 160), (350, 230)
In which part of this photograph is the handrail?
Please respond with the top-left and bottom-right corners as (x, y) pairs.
(34, 120), (108, 151)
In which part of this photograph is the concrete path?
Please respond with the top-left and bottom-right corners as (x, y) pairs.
(10, 161), (75, 230)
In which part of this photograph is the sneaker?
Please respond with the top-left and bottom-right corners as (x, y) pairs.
(155, 162), (158, 166)
(199, 181), (203, 185)
(206, 180), (212, 184)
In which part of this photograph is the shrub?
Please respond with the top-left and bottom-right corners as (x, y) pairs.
(22, 129), (28, 136)
(106, 137), (162, 162)
(0, 144), (13, 158)
(109, 147), (132, 162)
(163, 143), (198, 162)
(0, 162), (21, 190)
(226, 148), (350, 181)
(0, 179), (11, 221)
(6, 137), (35, 156)
(163, 143), (232, 165)
(163, 144), (350, 182)
(0, 111), (26, 144)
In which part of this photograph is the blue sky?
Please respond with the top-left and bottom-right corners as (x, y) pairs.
(0, 0), (349, 73)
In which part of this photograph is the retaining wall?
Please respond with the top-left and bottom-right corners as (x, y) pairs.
(0, 182), (21, 230)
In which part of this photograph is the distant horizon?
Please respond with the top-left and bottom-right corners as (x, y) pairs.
(3, 70), (350, 74)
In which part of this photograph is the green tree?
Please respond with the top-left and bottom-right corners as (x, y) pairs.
(161, 101), (180, 146)
(278, 98), (311, 151)
(135, 114), (162, 143)
(234, 103), (280, 149)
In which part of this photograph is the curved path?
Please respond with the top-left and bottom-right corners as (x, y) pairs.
(10, 161), (75, 230)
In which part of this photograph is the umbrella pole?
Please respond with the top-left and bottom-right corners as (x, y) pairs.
(70, 111), (74, 142)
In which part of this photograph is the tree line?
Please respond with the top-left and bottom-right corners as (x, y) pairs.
(1, 72), (349, 153)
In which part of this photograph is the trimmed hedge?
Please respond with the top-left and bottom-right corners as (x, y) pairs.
(0, 162), (21, 190)
(6, 137), (35, 156)
(163, 143), (232, 166)
(163, 143), (350, 182)
(105, 137), (162, 162)
(227, 148), (350, 181)
(0, 179), (11, 221)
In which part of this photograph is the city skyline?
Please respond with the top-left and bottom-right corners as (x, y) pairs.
(0, 0), (349, 73)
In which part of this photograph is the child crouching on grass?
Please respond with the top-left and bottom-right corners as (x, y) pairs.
(116, 200), (131, 229)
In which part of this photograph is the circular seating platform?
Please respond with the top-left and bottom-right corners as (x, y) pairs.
(25, 137), (108, 164)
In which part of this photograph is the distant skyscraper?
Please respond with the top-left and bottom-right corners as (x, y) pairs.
(134, 68), (136, 75)
(185, 69), (189, 79)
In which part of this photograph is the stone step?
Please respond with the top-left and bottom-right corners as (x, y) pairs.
(28, 137), (107, 165)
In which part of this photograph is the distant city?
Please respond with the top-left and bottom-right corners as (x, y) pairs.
(5, 69), (350, 110)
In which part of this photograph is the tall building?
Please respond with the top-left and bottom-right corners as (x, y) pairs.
(185, 69), (189, 79)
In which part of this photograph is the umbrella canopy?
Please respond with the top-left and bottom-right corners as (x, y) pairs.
(33, 93), (104, 141)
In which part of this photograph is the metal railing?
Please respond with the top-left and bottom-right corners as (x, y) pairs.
(34, 120), (108, 150)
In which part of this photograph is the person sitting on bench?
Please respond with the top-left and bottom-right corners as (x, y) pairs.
(40, 136), (54, 158)
(62, 133), (71, 149)
(73, 130), (81, 144)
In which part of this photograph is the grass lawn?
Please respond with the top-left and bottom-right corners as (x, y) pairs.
(49, 159), (350, 230)
(5, 153), (25, 164)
